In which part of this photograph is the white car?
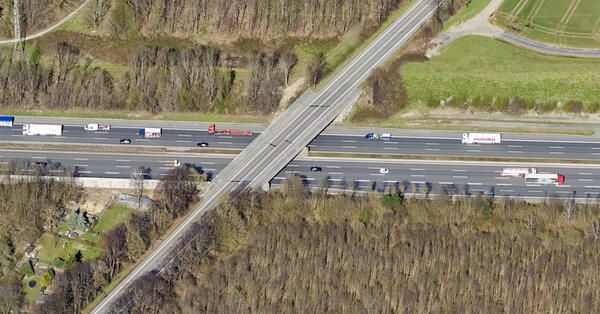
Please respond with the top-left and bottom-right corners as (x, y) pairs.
(379, 168), (389, 174)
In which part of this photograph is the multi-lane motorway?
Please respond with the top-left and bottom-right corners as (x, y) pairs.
(5, 124), (600, 160)
(2, 149), (599, 200)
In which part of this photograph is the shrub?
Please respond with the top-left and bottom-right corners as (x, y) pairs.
(19, 261), (34, 276)
(426, 98), (440, 109)
(586, 102), (600, 114)
(535, 101), (557, 114)
(563, 100), (584, 113)
(507, 97), (526, 115)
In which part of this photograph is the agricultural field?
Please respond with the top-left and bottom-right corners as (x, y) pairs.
(399, 36), (600, 111)
(494, 0), (600, 47)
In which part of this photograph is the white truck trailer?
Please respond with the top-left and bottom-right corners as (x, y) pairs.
(138, 127), (162, 138)
(501, 168), (537, 177)
(22, 124), (63, 136)
(84, 123), (111, 131)
(462, 132), (501, 144)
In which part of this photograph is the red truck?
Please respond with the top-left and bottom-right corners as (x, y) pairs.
(208, 124), (252, 136)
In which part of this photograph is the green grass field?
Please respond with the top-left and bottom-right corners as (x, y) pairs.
(92, 204), (133, 233)
(400, 36), (600, 106)
(495, 0), (600, 47)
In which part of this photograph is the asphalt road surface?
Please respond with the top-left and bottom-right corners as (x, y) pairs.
(1, 149), (599, 200)
(5, 124), (600, 160)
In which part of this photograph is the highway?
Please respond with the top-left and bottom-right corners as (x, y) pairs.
(1, 149), (599, 200)
(5, 124), (600, 160)
(91, 0), (444, 311)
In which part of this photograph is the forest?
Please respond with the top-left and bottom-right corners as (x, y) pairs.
(105, 176), (600, 313)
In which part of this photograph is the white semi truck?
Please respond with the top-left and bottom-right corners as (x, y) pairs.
(22, 124), (63, 136)
(462, 132), (501, 144)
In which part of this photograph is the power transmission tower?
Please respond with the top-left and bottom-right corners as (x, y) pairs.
(13, 0), (24, 56)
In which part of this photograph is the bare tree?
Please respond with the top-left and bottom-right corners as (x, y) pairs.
(281, 51), (297, 86)
(56, 42), (80, 82)
(592, 221), (600, 240)
(306, 52), (327, 87)
(87, 0), (111, 32)
(563, 201), (575, 223)
(131, 167), (145, 208)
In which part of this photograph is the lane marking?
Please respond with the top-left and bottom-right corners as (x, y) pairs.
(355, 179), (370, 183)
(549, 152), (564, 155)
(452, 169), (467, 172)
(499, 189), (514, 193)
(425, 148), (440, 151)
(217, 141), (233, 145)
(425, 142), (439, 145)
(527, 190), (543, 193)
(438, 181), (453, 185)
(496, 183), (512, 186)
(453, 175), (468, 178)
(508, 145), (522, 148)
(93, 137), (109, 140)
(116, 159), (130, 162)
(176, 140), (191, 143)
(467, 149), (481, 153)
(74, 158), (89, 161)
(584, 185), (600, 189)
(410, 168), (424, 171)
(383, 141), (399, 144)
(329, 172), (344, 175)
(326, 166), (340, 169)
(78, 170), (92, 174)
(32, 156), (46, 159)
(342, 146), (357, 149)
(549, 146), (564, 149)
(578, 179), (593, 182)
(177, 134), (192, 137)
(116, 166), (131, 169)
(73, 164), (88, 167)
(468, 182), (482, 185)
(410, 181), (426, 184)
(383, 180), (399, 183)
(342, 140), (356, 143)
(384, 147), (398, 150)
(370, 173), (384, 176)
(495, 177), (509, 180)
(578, 172), (593, 175)
(287, 164), (299, 168)
(410, 174), (425, 177)
(104, 171), (120, 175)
(556, 191), (572, 194)
(508, 151), (522, 154)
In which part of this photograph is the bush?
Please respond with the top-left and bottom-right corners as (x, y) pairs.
(534, 101), (557, 114)
(563, 100), (584, 113)
(507, 97), (526, 115)
(19, 261), (34, 276)
(586, 102), (600, 113)
(426, 98), (440, 108)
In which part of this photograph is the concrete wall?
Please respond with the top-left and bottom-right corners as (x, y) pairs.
(1, 175), (160, 189)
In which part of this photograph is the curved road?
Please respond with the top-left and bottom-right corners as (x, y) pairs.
(0, 0), (91, 45)
(427, 0), (600, 58)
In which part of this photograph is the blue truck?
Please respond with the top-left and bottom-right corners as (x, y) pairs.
(365, 132), (391, 141)
(0, 116), (14, 127)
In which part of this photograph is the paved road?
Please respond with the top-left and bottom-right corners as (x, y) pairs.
(91, 0), (441, 312)
(1, 149), (599, 200)
(5, 124), (600, 160)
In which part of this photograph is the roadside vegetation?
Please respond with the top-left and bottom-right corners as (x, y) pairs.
(111, 176), (600, 312)
(494, 0), (600, 48)
(401, 36), (600, 114)
(0, 0), (411, 119)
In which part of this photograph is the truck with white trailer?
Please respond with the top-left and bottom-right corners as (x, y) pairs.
(365, 132), (392, 141)
(501, 168), (537, 177)
(138, 127), (162, 138)
(524, 173), (565, 185)
(22, 124), (63, 136)
(0, 116), (14, 127)
(462, 132), (501, 144)
(84, 123), (111, 131)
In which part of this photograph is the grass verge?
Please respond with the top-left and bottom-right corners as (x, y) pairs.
(400, 36), (600, 106)
(0, 142), (241, 155)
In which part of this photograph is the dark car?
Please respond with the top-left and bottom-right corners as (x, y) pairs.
(120, 138), (131, 144)
(310, 166), (322, 172)
(34, 161), (48, 167)
(197, 142), (209, 147)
